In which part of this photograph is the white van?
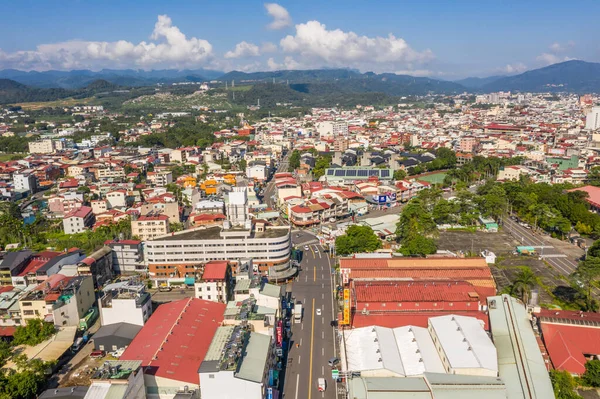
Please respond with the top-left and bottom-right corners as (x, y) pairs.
(318, 378), (327, 392)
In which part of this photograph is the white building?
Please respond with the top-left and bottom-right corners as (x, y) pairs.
(28, 139), (54, 154)
(63, 206), (94, 234)
(586, 107), (600, 131)
(13, 171), (37, 193)
(106, 190), (127, 208)
(226, 187), (248, 226)
(246, 164), (268, 181)
(99, 282), (153, 327)
(428, 315), (498, 377)
(344, 314), (497, 378)
(199, 326), (274, 399)
(316, 121), (349, 137)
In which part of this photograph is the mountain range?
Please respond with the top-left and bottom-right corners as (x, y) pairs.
(0, 60), (599, 105)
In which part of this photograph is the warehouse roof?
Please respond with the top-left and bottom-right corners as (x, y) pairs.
(121, 298), (225, 385)
(487, 295), (554, 399)
(429, 315), (498, 374)
(93, 323), (142, 342)
(340, 257), (489, 269)
(344, 325), (445, 377)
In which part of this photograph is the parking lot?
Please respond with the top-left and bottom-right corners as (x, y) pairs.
(436, 229), (519, 255)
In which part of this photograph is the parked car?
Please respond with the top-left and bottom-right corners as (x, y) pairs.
(316, 309), (321, 316)
(328, 357), (340, 367)
(90, 350), (105, 358)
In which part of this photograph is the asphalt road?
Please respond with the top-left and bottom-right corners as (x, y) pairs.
(502, 216), (579, 275)
(284, 239), (337, 399)
(264, 152), (290, 209)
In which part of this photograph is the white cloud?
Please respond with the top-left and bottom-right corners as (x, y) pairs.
(265, 56), (300, 71)
(224, 41), (261, 59)
(394, 69), (440, 77)
(265, 3), (292, 30)
(549, 41), (575, 53)
(500, 62), (528, 74)
(279, 21), (434, 72)
(536, 53), (574, 66)
(0, 15), (213, 71)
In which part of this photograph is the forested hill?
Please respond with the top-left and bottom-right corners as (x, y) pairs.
(0, 79), (118, 104)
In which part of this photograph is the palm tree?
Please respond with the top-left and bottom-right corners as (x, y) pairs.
(510, 267), (537, 304)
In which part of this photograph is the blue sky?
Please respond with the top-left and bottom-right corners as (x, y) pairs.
(0, 0), (598, 79)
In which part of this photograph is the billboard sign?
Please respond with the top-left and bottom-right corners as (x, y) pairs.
(343, 288), (350, 325)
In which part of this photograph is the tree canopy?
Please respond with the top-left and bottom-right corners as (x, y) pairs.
(335, 225), (382, 256)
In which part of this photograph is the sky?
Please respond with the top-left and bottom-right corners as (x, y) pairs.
(0, 0), (599, 79)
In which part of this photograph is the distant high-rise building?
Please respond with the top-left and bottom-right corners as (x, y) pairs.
(586, 107), (600, 131)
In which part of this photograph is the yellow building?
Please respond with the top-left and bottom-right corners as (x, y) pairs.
(224, 174), (236, 186)
(201, 179), (218, 195)
(181, 175), (197, 188)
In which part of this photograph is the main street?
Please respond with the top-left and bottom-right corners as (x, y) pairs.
(502, 216), (580, 275)
(264, 151), (290, 209)
(283, 236), (338, 399)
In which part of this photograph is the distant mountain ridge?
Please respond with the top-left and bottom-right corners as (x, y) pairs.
(454, 75), (504, 89)
(479, 60), (600, 93)
(0, 68), (224, 89)
(0, 78), (122, 104)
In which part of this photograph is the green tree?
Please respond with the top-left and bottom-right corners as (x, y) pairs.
(550, 369), (582, 399)
(587, 240), (600, 258)
(432, 199), (457, 225)
(393, 169), (407, 181)
(335, 225), (382, 256)
(510, 267), (537, 304)
(13, 319), (55, 346)
(572, 257), (600, 311)
(588, 166), (600, 187)
(396, 198), (437, 241)
(312, 155), (331, 180)
(399, 235), (437, 256)
(582, 359), (600, 387)
(288, 150), (300, 171)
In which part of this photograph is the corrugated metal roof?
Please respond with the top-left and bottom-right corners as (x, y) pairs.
(235, 332), (271, 383)
(487, 295), (554, 399)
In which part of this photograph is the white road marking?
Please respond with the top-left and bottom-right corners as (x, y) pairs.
(322, 293), (324, 299)
(300, 338), (303, 346)
(322, 366), (324, 374)
(298, 355), (301, 364)
(295, 373), (300, 399)
(322, 317), (324, 324)
(321, 283), (324, 289)
(322, 331), (324, 339)
(322, 274), (324, 280)
(305, 275), (308, 282)
(322, 347), (324, 356)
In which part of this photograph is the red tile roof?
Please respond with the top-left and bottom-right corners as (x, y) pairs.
(138, 214), (169, 221)
(568, 186), (600, 208)
(202, 261), (228, 281)
(65, 206), (92, 219)
(351, 311), (489, 329)
(353, 280), (480, 303)
(121, 298), (225, 385)
(540, 323), (600, 374)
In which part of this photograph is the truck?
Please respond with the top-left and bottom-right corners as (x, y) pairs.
(294, 303), (303, 324)
(516, 246), (537, 256)
(78, 306), (98, 331)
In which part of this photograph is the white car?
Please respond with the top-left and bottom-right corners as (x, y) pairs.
(304, 245), (309, 250)
(314, 247), (319, 253)
(316, 309), (321, 316)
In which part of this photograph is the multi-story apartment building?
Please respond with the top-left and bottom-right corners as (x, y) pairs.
(145, 223), (293, 286)
(19, 274), (95, 327)
(0, 250), (33, 286)
(459, 136), (478, 153)
(13, 171), (38, 193)
(28, 139), (54, 154)
(194, 261), (231, 303)
(105, 239), (145, 274)
(99, 281), (152, 327)
(147, 171), (173, 187)
(95, 167), (125, 181)
(131, 214), (170, 241)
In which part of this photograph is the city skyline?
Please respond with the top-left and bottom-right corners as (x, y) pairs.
(0, 1), (598, 79)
